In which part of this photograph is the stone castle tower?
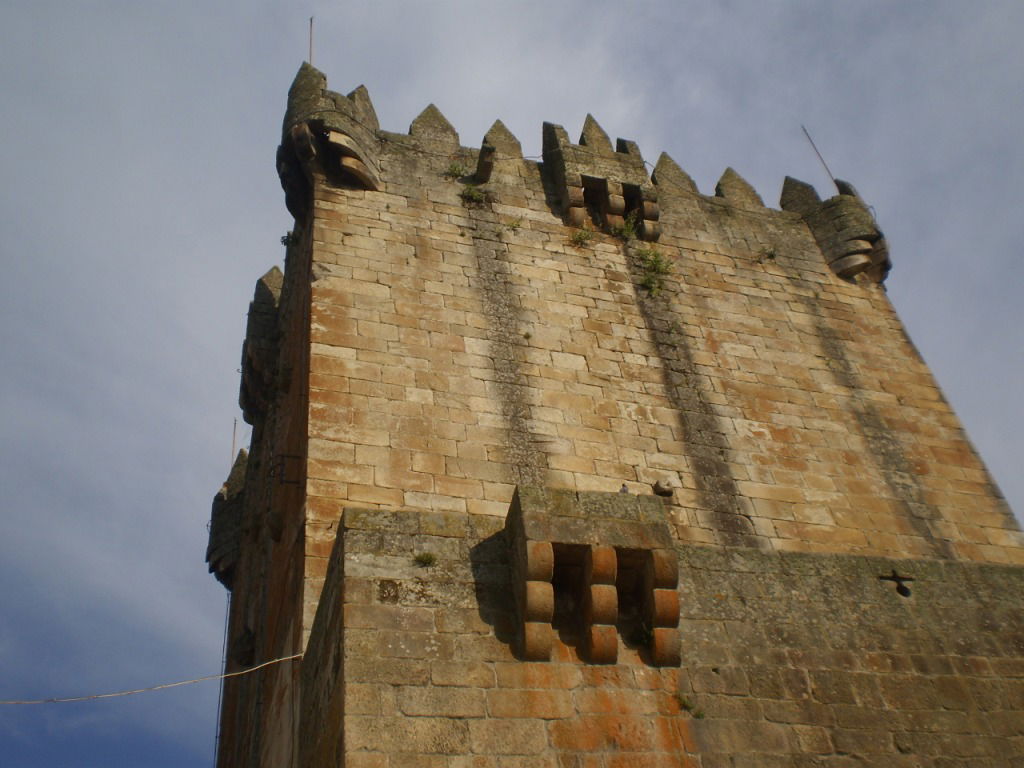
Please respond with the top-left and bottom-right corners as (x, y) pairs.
(206, 63), (1024, 766)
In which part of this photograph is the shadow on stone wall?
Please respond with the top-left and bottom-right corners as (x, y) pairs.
(466, 204), (547, 488)
(469, 530), (518, 650)
(625, 242), (762, 548)
(782, 270), (954, 559)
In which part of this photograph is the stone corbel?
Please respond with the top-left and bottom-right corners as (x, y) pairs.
(278, 64), (383, 217)
(582, 545), (618, 663)
(642, 548), (681, 666)
(505, 487), (681, 666)
(637, 187), (661, 242)
(277, 123), (317, 219)
(511, 538), (555, 661)
(324, 130), (379, 191)
(542, 120), (661, 242)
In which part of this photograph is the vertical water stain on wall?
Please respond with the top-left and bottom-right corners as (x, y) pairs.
(466, 206), (546, 487)
(783, 271), (955, 559)
(625, 241), (762, 548)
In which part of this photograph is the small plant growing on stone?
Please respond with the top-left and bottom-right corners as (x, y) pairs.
(758, 246), (777, 263)
(459, 184), (487, 208)
(281, 231), (298, 246)
(569, 228), (595, 248)
(505, 217), (523, 233)
(413, 552), (437, 567)
(609, 210), (638, 241)
(675, 695), (705, 719)
(633, 620), (654, 647)
(522, 331), (532, 340)
(443, 162), (467, 180)
(636, 247), (673, 295)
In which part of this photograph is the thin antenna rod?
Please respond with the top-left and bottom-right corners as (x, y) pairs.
(309, 16), (314, 65)
(801, 124), (837, 187)
(212, 591), (230, 766)
(231, 417), (237, 466)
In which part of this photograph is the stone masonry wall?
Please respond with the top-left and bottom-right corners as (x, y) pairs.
(299, 504), (1024, 766)
(297, 70), (1022, 652)
(675, 544), (1024, 766)
(210, 64), (1024, 767)
(213, 229), (314, 768)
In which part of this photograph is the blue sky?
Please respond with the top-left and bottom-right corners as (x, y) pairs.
(1, 2), (1021, 765)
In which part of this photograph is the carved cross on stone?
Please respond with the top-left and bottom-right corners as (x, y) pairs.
(879, 569), (914, 597)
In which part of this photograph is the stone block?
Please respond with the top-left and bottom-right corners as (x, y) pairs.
(399, 685), (487, 717)
(487, 689), (574, 719)
(346, 716), (470, 753)
(469, 719), (548, 755)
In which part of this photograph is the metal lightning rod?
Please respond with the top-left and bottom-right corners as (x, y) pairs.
(801, 124), (837, 188)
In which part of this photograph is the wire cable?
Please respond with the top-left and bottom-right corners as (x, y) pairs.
(212, 592), (231, 764)
(0, 653), (303, 705)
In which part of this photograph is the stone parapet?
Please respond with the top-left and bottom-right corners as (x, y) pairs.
(294, 502), (1024, 765)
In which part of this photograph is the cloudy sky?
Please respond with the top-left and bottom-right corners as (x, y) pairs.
(1, 2), (1020, 765)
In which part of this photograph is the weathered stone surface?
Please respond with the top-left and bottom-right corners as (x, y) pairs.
(238, 267), (282, 423)
(715, 167), (764, 208)
(482, 119), (522, 159)
(652, 152), (699, 194)
(205, 449), (247, 588)
(409, 103), (459, 146)
(210, 63), (1024, 768)
(579, 114), (614, 153)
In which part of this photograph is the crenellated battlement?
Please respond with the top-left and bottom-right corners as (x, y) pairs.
(542, 116), (661, 241)
(277, 63), (382, 218)
(277, 63), (891, 283)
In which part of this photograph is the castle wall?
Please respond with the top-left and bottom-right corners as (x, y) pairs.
(299, 112), (1022, 637)
(209, 64), (1024, 767)
(298, 504), (1024, 766)
(214, 236), (313, 767)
